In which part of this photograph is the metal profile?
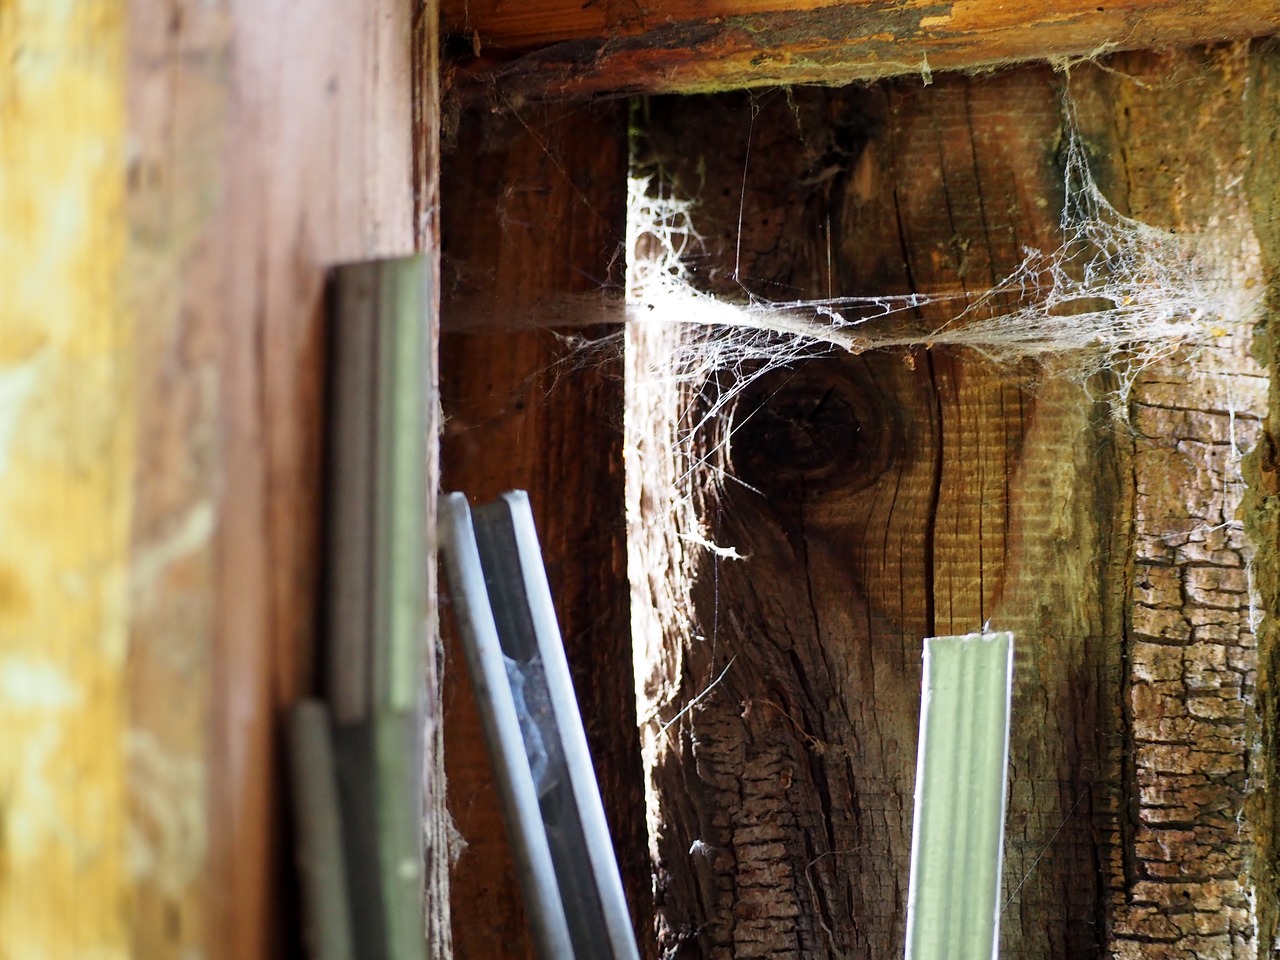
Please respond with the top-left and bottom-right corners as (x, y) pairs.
(440, 491), (641, 960)
(904, 631), (1015, 960)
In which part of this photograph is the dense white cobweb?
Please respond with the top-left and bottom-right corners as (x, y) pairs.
(624, 107), (1247, 425)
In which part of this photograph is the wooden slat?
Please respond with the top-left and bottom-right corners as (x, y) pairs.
(0, 4), (132, 959)
(123, 1), (440, 958)
(632, 45), (1279, 958)
(442, 0), (1280, 99)
(1070, 45), (1272, 958)
(439, 102), (654, 960)
(1241, 40), (1280, 958)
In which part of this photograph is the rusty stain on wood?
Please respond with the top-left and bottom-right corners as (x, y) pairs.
(442, 0), (1280, 100)
(0, 2), (133, 958)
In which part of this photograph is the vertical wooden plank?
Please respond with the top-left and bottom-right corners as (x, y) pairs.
(413, 4), (453, 958)
(1071, 45), (1271, 958)
(123, 0), (228, 953)
(123, 0), (432, 957)
(634, 72), (1128, 960)
(1243, 39), (1280, 956)
(439, 101), (649, 959)
(209, 1), (421, 955)
(636, 48), (1276, 960)
(0, 2), (132, 958)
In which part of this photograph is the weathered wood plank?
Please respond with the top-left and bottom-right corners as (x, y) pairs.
(442, 0), (1280, 100)
(439, 102), (653, 959)
(124, 1), (437, 957)
(633, 48), (1275, 957)
(1242, 38), (1280, 957)
(633, 71), (1126, 959)
(0, 4), (132, 958)
(1069, 43), (1272, 958)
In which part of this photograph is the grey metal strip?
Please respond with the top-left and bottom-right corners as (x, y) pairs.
(438, 493), (575, 960)
(472, 492), (641, 960)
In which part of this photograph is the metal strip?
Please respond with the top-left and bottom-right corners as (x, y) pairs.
(470, 493), (640, 960)
(495, 492), (642, 960)
(438, 493), (575, 960)
(905, 631), (1014, 960)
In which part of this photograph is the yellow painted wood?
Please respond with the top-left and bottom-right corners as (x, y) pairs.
(0, 2), (133, 958)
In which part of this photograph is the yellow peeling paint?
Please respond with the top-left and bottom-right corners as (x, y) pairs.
(0, 2), (133, 959)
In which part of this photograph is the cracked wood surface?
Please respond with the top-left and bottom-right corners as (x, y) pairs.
(1069, 46), (1270, 958)
(440, 0), (1280, 101)
(1241, 40), (1280, 957)
(634, 47), (1272, 958)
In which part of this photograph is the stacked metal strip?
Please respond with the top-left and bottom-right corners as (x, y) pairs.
(290, 256), (431, 960)
(440, 491), (641, 960)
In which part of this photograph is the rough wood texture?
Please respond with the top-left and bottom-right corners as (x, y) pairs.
(633, 70), (1125, 960)
(439, 103), (654, 959)
(632, 46), (1272, 959)
(0, 3), (132, 957)
(1071, 46), (1270, 958)
(442, 0), (1280, 100)
(415, 7), (453, 959)
(1233, 38), (1280, 956)
(123, 1), (438, 958)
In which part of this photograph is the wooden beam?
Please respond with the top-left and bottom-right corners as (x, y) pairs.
(0, 3), (132, 958)
(1242, 43), (1280, 955)
(124, 1), (442, 958)
(442, 0), (1280, 99)
(631, 47), (1274, 957)
(439, 102), (654, 960)
(1070, 44), (1274, 957)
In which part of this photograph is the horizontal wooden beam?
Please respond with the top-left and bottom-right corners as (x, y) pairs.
(442, 0), (1280, 99)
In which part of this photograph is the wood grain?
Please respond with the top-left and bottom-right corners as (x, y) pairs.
(634, 50), (1275, 958)
(1072, 45), (1271, 958)
(1242, 39), (1280, 956)
(439, 102), (654, 959)
(123, 1), (437, 958)
(0, 3), (132, 957)
(442, 0), (1280, 100)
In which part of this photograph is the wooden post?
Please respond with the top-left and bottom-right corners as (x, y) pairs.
(1069, 44), (1273, 957)
(439, 101), (653, 959)
(0, 4), (132, 958)
(632, 48), (1274, 958)
(0, 1), (447, 958)
(1242, 40), (1280, 956)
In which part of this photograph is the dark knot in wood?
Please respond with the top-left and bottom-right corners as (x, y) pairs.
(728, 366), (894, 497)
